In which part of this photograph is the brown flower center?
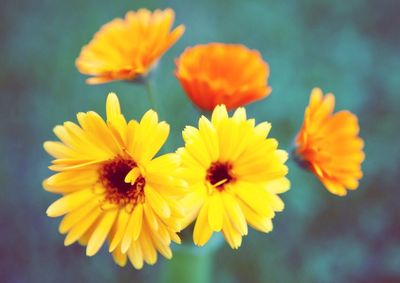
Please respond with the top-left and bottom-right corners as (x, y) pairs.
(99, 157), (145, 206)
(206, 162), (235, 191)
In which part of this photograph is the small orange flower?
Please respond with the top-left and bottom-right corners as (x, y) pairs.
(76, 8), (185, 84)
(175, 43), (271, 110)
(295, 88), (365, 196)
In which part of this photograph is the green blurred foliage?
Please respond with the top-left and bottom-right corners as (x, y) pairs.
(1, 0), (399, 282)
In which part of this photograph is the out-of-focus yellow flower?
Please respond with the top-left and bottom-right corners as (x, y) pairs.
(175, 43), (271, 111)
(178, 105), (289, 249)
(76, 8), (185, 84)
(295, 88), (365, 196)
(43, 93), (186, 269)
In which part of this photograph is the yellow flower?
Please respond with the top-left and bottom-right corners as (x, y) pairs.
(76, 8), (185, 84)
(175, 43), (271, 110)
(178, 105), (289, 249)
(43, 93), (186, 269)
(295, 88), (365, 196)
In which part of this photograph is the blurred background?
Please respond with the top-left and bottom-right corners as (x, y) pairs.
(1, 0), (399, 282)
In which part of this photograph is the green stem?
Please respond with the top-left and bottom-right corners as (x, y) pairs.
(161, 235), (223, 283)
(143, 78), (175, 153)
(145, 79), (158, 112)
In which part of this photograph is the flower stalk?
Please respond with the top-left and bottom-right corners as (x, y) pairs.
(161, 235), (223, 283)
(145, 79), (159, 112)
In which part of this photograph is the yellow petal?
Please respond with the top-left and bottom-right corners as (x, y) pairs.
(109, 208), (131, 252)
(82, 111), (122, 155)
(275, 149), (288, 163)
(106, 93), (121, 124)
(222, 193), (248, 236)
(43, 170), (98, 194)
(129, 110), (169, 163)
(112, 246), (128, 267)
(198, 116), (219, 161)
(254, 122), (271, 138)
(221, 209), (242, 249)
(64, 208), (102, 246)
(121, 204), (143, 253)
(211, 105), (228, 127)
(208, 193), (223, 232)
(124, 167), (141, 185)
(143, 202), (159, 231)
(150, 230), (173, 259)
(140, 226), (157, 265)
(86, 209), (118, 256)
(169, 228), (181, 244)
(59, 197), (100, 234)
(43, 141), (77, 159)
(238, 198), (273, 233)
(146, 153), (180, 173)
(232, 107), (247, 121)
(46, 189), (93, 217)
(154, 221), (172, 246)
(264, 177), (290, 194)
(145, 185), (171, 218)
(235, 182), (275, 218)
(182, 126), (212, 168)
(141, 121), (169, 162)
(265, 192), (285, 212)
(127, 240), (144, 269)
(193, 202), (213, 246)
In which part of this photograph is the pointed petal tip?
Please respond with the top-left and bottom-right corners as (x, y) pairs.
(86, 245), (98, 257)
(121, 243), (130, 254)
(64, 236), (74, 247)
(46, 205), (58, 218)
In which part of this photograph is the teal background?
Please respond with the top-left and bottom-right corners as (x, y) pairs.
(1, 0), (400, 282)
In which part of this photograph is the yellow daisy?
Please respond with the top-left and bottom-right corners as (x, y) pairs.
(43, 93), (186, 269)
(178, 105), (290, 249)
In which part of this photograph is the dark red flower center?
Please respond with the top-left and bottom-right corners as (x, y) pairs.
(206, 162), (235, 191)
(99, 157), (145, 206)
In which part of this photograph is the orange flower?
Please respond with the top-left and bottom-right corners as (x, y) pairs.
(295, 88), (365, 196)
(175, 43), (271, 110)
(76, 8), (185, 84)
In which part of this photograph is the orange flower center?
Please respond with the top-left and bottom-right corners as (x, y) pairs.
(206, 162), (235, 191)
(99, 157), (145, 206)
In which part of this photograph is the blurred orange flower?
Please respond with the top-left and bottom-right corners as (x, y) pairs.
(295, 88), (365, 196)
(76, 8), (185, 84)
(175, 43), (271, 110)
